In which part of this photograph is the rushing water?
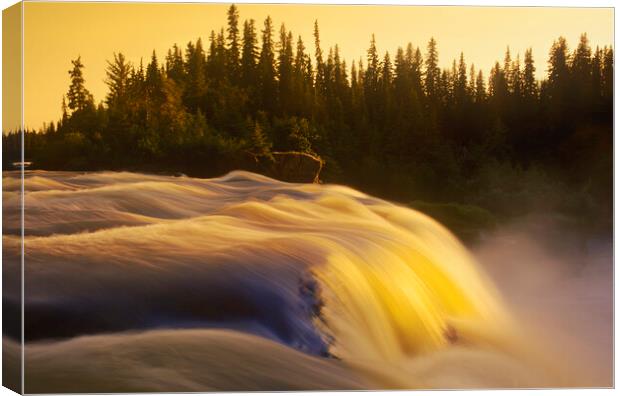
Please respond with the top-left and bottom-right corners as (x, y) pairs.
(2, 170), (612, 392)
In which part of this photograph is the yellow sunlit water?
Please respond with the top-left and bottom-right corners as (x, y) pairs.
(3, 170), (607, 390)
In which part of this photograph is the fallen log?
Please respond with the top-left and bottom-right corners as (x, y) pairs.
(271, 151), (325, 184)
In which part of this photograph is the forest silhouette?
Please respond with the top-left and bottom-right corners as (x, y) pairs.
(3, 4), (613, 234)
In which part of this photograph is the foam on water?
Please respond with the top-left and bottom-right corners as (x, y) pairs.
(2, 170), (608, 391)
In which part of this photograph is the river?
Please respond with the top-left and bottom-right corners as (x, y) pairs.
(2, 170), (612, 392)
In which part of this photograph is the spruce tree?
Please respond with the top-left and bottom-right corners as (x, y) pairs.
(591, 46), (603, 101)
(572, 33), (592, 81)
(165, 44), (185, 85)
(510, 54), (522, 100)
(241, 19), (258, 88)
(455, 52), (468, 103)
(424, 38), (440, 100)
(251, 120), (273, 161)
(601, 46), (613, 102)
(547, 37), (570, 96)
(258, 16), (277, 111)
(523, 48), (537, 100)
(184, 39), (207, 111)
(503, 47), (512, 92)
(475, 70), (486, 103)
(411, 46), (424, 95)
(226, 4), (241, 80)
(572, 33), (592, 107)
(277, 25), (294, 113)
(145, 51), (165, 107)
(365, 34), (380, 94)
(105, 52), (132, 108)
(67, 56), (94, 112)
(468, 64), (476, 96)
(313, 20), (325, 96)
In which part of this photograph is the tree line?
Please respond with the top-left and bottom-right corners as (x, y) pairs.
(3, 4), (613, 224)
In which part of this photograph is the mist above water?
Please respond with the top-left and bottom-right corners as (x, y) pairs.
(2, 170), (612, 392)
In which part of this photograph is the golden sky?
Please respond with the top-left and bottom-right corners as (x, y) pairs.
(3, 2), (21, 134)
(7, 2), (615, 131)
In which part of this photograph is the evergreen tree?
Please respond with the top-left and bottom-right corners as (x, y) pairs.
(67, 56), (94, 112)
(365, 34), (380, 94)
(410, 45), (424, 96)
(277, 25), (294, 113)
(591, 46), (603, 101)
(294, 35), (307, 77)
(292, 35), (312, 115)
(241, 19), (259, 88)
(572, 33), (592, 81)
(503, 47), (512, 92)
(313, 20), (325, 96)
(207, 29), (227, 82)
(165, 44), (185, 84)
(105, 52), (132, 108)
(489, 61), (508, 110)
(601, 46), (613, 102)
(258, 16), (277, 112)
(250, 120), (273, 161)
(424, 37), (440, 100)
(61, 96), (69, 122)
(522, 48), (537, 100)
(510, 54), (522, 100)
(475, 70), (486, 103)
(572, 33), (592, 109)
(438, 68), (451, 106)
(226, 4), (241, 80)
(145, 51), (165, 108)
(455, 52), (468, 103)
(13, 13), (613, 225)
(546, 37), (571, 128)
(394, 46), (409, 100)
(184, 39), (207, 111)
(333, 45), (345, 93)
(380, 51), (393, 88)
(468, 64), (476, 96)
(547, 37), (570, 98)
